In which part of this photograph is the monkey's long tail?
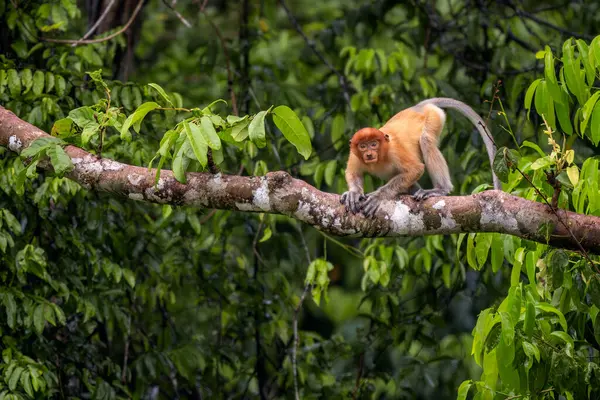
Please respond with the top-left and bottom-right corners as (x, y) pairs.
(416, 97), (502, 191)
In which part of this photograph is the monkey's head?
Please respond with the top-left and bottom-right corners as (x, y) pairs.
(350, 128), (390, 164)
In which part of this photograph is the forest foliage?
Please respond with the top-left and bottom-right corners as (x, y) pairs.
(1, 0), (600, 399)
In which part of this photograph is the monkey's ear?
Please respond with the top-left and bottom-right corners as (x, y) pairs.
(384, 134), (390, 142)
(348, 139), (352, 145)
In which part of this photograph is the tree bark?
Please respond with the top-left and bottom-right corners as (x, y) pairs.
(2, 105), (600, 254)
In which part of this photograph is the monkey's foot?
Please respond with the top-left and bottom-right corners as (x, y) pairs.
(413, 188), (450, 201)
(340, 191), (366, 214)
(361, 194), (385, 217)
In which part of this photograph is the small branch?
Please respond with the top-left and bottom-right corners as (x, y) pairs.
(293, 284), (310, 400)
(162, 0), (192, 28)
(42, 0), (145, 46)
(72, 0), (117, 47)
(278, 0), (352, 108)
(351, 352), (365, 400)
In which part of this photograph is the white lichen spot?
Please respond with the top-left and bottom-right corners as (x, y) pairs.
(440, 215), (457, 229)
(71, 157), (83, 164)
(432, 200), (446, 210)
(253, 179), (271, 211)
(389, 201), (425, 234)
(236, 202), (256, 211)
(294, 200), (312, 222)
(156, 178), (166, 190)
(8, 136), (22, 152)
(208, 173), (224, 191)
(101, 158), (124, 171)
(183, 189), (208, 207)
(480, 201), (519, 232)
(128, 174), (145, 186)
(128, 193), (144, 201)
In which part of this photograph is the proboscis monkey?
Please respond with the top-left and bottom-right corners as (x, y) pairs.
(340, 97), (501, 217)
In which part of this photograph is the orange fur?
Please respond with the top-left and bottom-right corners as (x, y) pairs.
(341, 97), (498, 215)
(345, 105), (443, 194)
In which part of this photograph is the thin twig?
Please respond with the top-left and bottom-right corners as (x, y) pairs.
(42, 0), (144, 45)
(351, 352), (365, 400)
(72, 0), (117, 47)
(121, 314), (131, 383)
(278, 0), (352, 107)
(293, 284), (311, 400)
(162, 0), (192, 28)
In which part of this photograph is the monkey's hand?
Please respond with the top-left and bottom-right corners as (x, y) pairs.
(413, 188), (450, 201)
(340, 190), (366, 214)
(361, 189), (393, 217)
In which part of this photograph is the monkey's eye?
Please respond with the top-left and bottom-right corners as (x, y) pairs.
(370, 142), (378, 148)
(359, 144), (367, 150)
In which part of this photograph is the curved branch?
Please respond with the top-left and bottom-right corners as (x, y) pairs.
(2, 105), (600, 254)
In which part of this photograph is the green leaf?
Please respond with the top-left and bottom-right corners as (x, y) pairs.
(120, 85), (133, 110)
(20, 370), (33, 397)
(466, 234), (477, 270)
(534, 80), (555, 129)
(47, 145), (73, 176)
(551, 330), (574, 350)
(7, 69), (21, 96)
(590, 101), (600, 145)
(231, 119), (250, 142)
(271, 105), (312, 159)
(530, 156), (554, 170)
(81, 122), (100, 144)
(324, 160), (337, 187)
(555, 92), (573, 135)
(51, 304), (66, 325)
(148, 83), (174, 106)
(55, 74), (66, 96)
(475, 233), (492, 268)
(20, 69), (32, 93)
(562, 39), (587, 104)
(32, 70), (44, 96)
(184, 121), (208, 167)
(331, 114), (346, 150)
(45, 72), (55, 93)
(536, 302), (567, 331)
(33, 304), (45, 334)
(4, 293), (16, 329)
(8, 366), (23, 391)
(576, 39), (596, 86)
(3, 210), (21, 234)
(259, 227), (272, 243)
(521, 140), (545, 157)
(20, 136), (62, 158)
(249, 110), (268, 148)
(121, 102), (160, 140)
(544, 46), (563, 104)
(580, 91), (600, 135)
(523, 299), (535, 337)
(172, 144), (187, 183)
(200, 116), (221, 150)
(524, 78), (541, 119)
(522, 341), (540, 363)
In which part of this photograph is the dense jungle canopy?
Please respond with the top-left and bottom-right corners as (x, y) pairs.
(2, 0), (600, 399)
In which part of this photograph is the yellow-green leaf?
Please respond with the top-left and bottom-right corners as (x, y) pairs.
(272, 105), (312, 159)
(567, 165), (579, 186)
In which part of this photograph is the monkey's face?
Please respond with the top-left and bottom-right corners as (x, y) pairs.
(358, 140), (380, 164)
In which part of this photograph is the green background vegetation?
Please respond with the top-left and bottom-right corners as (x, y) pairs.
(1, 0), (600, 398)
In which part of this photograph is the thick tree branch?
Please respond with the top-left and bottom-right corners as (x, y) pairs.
(2, 105), (600, 254)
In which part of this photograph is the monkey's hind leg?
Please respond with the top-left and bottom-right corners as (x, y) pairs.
(414, 106), (454, 201)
